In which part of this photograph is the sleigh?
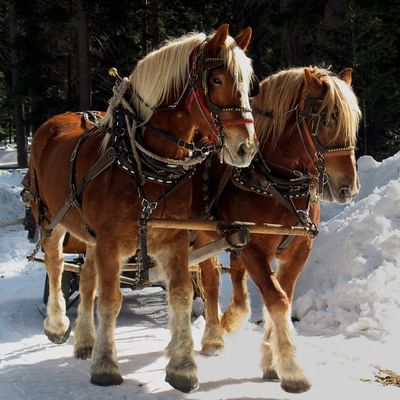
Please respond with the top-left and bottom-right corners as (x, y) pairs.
(30, 216), (308, 310)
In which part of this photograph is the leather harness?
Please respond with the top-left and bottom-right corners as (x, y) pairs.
(203, 91), (355, 251)
(25, 38), (255, 272)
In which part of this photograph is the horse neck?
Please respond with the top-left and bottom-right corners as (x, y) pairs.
(143, 108), (195, 159)
(259, 120), (314, 177)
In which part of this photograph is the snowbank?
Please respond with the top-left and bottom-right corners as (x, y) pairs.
(293, 154), (400, 340)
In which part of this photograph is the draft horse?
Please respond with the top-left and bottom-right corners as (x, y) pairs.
(25, 24), (257, 393)
(195, 66), (361, 393)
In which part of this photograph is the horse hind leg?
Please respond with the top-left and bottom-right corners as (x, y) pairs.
(42, 225), (71, 344)
(199, 257), (224, 356)
(74, 243), (96, 359)
(220, 252), (250, 333)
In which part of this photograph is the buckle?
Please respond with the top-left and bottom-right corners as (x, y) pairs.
(141, 198), (158, 213)
(200, 144), (214, 156)
(177, 139), (188, 149)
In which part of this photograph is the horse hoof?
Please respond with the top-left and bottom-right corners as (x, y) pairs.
(200, 343), (223, 357)
(165, 373), (199, 393)
(262, 369), (280, 382)
(44, 324), (71, 344)
(281, 378), (311, 393)
(74, 345), (93, 360)
(90, 372), (123, 386)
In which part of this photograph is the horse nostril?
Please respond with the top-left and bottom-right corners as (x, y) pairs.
(339, 186), (351, 200)
(237, 143), (248, 158)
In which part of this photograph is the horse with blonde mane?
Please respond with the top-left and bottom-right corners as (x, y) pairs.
(194, 66), (361, 393)
(25, 24), (257, 393)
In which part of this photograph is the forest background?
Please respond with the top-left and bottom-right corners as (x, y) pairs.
(1, 0), (399, 167)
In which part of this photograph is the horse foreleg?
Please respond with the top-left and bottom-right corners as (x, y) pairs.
(243, 245), (310, 394)
(268, 299), (310, 393)
(221, 252), (249, 332)
(164, 230), (198, 393)
(42, 225), (71, 344)
(260, 309), (279, 381)
(199, 257), (224, 356)
(74, 243), (96, 359)
(90, 242), (123, 386)
(269, 243), (312, 393)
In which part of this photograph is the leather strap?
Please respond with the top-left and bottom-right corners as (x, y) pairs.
(45, 146), (115, 233)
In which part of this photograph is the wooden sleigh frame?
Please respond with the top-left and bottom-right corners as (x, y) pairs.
(33, 217), (308, 309)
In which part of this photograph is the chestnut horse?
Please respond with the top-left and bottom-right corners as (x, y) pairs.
(195, 66), (361, 393)
(26, 25), (257, 393)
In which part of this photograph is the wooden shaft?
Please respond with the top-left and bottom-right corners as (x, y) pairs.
(147, 218), (308, 236)
(0, 218), (24, 227)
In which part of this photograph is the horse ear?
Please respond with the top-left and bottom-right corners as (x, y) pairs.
(339, 68), (353, 86)
(304, 68), (324, 97)
(234, 27), (252, 52)
(206, 24), (229, 53)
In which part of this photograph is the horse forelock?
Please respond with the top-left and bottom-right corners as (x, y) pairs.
(254, 67), (361, 150)
(220, 35), (254, 98)
(320, 72), (361, 147)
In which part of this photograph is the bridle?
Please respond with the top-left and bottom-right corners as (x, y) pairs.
(296, 92), (355, 194)
(121, 39), (255, 170)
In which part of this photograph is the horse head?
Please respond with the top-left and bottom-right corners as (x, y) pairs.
(192, 24), (258, 167)
(253, 66), (361, 205)
(302, 67), (362, 203)
(120, 24), (258, 168)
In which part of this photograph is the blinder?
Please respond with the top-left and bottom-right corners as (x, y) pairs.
(200, 56), (252, 116)
(296, 92), (355, 195)
(299, 93), (354, 156)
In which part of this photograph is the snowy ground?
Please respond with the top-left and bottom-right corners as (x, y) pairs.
(1, 150), (400, 399)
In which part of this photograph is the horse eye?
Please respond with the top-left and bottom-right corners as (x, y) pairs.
(324, 118), (336, 128)
(212, 77), (222, 85)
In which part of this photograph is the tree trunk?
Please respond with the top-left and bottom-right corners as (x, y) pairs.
(149, 0), (159, 50)
(9, 1), (28, 167)
(143, 0), (160, 53)
(77, 0), (90, 110)
(280, 0), (303, 66)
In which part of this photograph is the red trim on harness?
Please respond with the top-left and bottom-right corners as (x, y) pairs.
(221, 118), (254, 126)
(187, 86), (210, 115)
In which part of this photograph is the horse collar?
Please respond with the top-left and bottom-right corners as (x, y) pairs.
(231, 156), (312, 201)
(111, 107), (197, 185)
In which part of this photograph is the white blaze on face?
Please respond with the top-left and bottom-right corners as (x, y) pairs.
(240, 84), (256, 146)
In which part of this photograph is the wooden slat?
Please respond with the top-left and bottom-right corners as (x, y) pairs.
(148, 218), (308, 236)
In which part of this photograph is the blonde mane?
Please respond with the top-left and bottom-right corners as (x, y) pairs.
(99, 29), (254, 137)
(253, 67), (361, 150)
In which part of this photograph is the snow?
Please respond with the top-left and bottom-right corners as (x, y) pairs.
(1, 151), (400, 399)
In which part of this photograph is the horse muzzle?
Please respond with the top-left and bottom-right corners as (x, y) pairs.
(221, 122), (258, 168)
(323, 176), (360, 204)
(223, 137), (258, 167)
